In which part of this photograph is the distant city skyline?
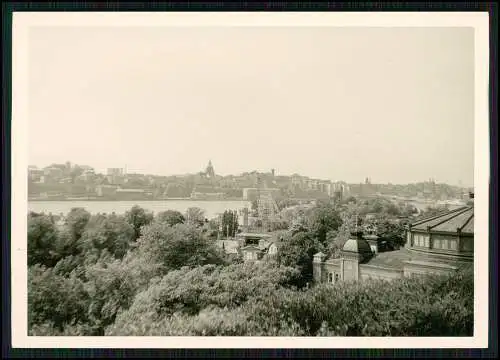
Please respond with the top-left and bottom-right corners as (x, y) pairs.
(28, 26), (474, 188)
(28, 159), (470, 187)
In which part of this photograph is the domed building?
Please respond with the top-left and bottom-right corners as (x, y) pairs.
(313, 230), (376, 284)
(313, 205), (474, 284)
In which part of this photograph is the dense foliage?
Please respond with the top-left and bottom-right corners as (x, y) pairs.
(105, 265), (473, 337)
(27, 201), (473, 336)
(220, 210), (239, 238)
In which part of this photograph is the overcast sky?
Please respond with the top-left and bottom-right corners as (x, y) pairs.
(28, 26), (474, 186)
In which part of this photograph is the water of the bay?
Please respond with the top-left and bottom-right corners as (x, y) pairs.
(28, 200), (252, 219)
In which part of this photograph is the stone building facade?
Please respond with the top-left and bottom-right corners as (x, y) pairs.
(313, 206), (473, 284)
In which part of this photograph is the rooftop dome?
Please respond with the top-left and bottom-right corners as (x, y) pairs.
(410, 206), (474, 235)
(342, 230), (373, 260)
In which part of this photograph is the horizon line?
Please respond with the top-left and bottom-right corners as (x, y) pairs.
(27, 162), (472, 188)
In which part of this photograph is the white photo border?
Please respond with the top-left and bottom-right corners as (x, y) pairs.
(11, 11), (490, 349)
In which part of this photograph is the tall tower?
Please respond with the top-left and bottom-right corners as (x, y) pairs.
(256, 175), (279, 230)
(240, 207), (249, 232)
(206, 160), (215, 178)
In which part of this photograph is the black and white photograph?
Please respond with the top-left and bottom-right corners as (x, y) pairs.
(10, 11), (490, 348)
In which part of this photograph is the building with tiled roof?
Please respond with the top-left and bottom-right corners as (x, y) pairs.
(405, 206), (474, 260)
(234, 232), (281, 262)
(313, 205), (474, 284)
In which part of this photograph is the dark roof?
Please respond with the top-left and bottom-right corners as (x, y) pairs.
(365, 248), (416, 269)
(365, 248), (466, 270)
(240, 245), (262, 251)
(342, 237), (372, 254)
(237, 233), (272, 239)
(411, 206), (474, 235)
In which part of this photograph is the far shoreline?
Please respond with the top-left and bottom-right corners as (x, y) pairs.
(28, 198), (250, 202)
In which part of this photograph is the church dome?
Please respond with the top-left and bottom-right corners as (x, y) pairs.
(205, 160), (215, 178)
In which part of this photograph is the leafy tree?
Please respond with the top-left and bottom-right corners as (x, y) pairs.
(306, 202), (342, 245)
(52, 254), (86, 278)
(398, 202), (419, 217)
(124, 205), (154, 240)
(65, 208), (91, 241)
(136, 222), (227, 274)
(281, 205), (314, 227)
(277, 231), (324, 287)
(106, 264), (473, 337)
(268, 219), (290, 232)
(289, 217), (310, 235)
(84, 258), (141, 334)
(28, 265), (90, 332)
(276, 199), (301, 211)
(106, 261), (300, 335)
(203, 218), (220, 239)
(376, 220), (406, 250)
(27, 203), (473, 337)
(185, 207), (206, 227)
(340, 196), (357, 205)
(80, 214), (135, 259)
(27, 213), (60, 267)
(155, 210), (185, 227)
(57, 207), (91, 257)
(245, 267), (473, 336)
(106, 305), (306, 336)
(221, 210), (238, 238)
(419, 205), (450, 219)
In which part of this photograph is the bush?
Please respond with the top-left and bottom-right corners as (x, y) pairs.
(135, 223), (228, 273)
(245, 268), (474, 336)
(27, 213), (60, 267)
(28, 265), (90, 332)
(27, 206), (473, 337)
(108, 261), (300, 333)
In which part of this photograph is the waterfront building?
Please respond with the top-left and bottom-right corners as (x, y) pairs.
(242, 187), (280, 201)
(28, 168), (44, 182)
(96, 184), (119, 197)
(190, 186), (225, 200)
(107, 168), (124, 176)
(43, 166), (64, 181)
(114, 188), (152, 200)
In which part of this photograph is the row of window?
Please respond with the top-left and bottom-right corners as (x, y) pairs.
(433, 236), (458, 250)
(328, 272), (340, 283)
(412, 234), (472, 251)
(414, 234), (430, 247)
